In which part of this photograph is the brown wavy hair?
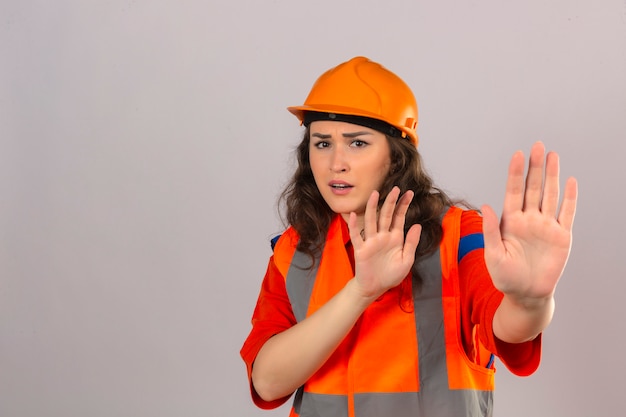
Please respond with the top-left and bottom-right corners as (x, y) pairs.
(278, 126), (461, 277)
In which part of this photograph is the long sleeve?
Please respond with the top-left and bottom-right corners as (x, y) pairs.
(240, 256), (297, 409)
(458, 210), (542, 376)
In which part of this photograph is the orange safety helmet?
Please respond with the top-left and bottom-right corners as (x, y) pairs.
(288, 56), (419, 146)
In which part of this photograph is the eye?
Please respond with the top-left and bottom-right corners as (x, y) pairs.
(313, 140), (331, 149)
(351, 139), (368, 148)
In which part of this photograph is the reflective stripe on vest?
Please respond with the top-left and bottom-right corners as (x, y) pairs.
(273, 207), (494, 417)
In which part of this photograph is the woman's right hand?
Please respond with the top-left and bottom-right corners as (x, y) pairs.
(348, 186), (422, 300)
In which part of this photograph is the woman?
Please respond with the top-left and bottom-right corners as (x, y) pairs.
(241, 56), (578, 417)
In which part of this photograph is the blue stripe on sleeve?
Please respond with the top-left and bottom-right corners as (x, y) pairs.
(270, 234), (282, 251)
(458, 233), (484, 262)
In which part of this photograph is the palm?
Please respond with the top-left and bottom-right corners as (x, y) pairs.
(482, 142), (578, 301)
(348, 187), (422, 299)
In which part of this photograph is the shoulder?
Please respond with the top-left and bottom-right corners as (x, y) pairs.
(457, 208), (485, 263)
(270, 226), (299, 252)
(269, 226), (301, 277)
(459, 208), (483, 235)
(442, 206), (483, 234)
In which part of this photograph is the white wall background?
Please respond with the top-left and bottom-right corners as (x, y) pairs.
(1, 1), (625, 416)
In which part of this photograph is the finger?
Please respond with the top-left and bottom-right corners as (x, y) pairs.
(348, 212), (364, 248)
(540, 151), (560, 217)
(363, 190), (380, 239)
(557, 177), (578, 231)
(378, 186), (400, 232)
(502, 150), (526, 215)
(390, 190), (414, 232)
(522, 141), (546, 211)
(481, 204), (505, 265)
(402, 223), (422, 262)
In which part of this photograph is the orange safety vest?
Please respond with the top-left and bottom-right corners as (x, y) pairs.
(272, 207), (495, 417)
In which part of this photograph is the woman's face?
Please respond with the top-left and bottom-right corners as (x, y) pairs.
(309, 120), (391, 225)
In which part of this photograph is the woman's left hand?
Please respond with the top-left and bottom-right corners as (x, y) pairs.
(481, 141), (578, 304)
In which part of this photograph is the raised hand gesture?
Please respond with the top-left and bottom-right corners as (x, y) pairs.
(348, 186), (422, 300)
(481, 141), (578, 309)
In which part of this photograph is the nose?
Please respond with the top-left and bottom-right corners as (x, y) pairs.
(330, 147), (349, 173)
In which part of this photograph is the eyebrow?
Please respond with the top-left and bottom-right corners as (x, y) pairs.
(311, 131), (374, 139)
